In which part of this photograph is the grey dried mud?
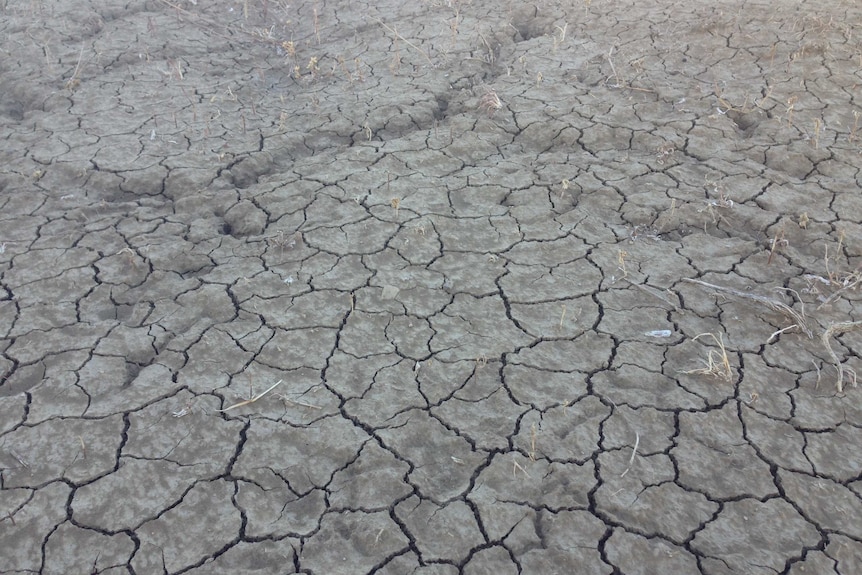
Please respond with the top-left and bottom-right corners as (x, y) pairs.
(2, 0), (862, 574)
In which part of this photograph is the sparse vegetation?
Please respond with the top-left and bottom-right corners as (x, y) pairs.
(682, 332), (733, 382)
(822, 321), (862, 393)
(683, 278), (812, 339)
(64, 41), (86, 91)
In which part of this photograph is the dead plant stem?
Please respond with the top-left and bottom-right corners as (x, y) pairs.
(682, 278), (812, 338)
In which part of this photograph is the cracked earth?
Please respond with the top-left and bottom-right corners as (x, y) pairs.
(2, 0), (862, 573)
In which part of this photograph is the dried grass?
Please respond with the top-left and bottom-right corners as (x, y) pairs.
(684, 278), (861, 393)
(216, 379), (283, 413)
(682, 278), (812, 338)
(681, 332), (733, 382)
(821, 321), (862, 393)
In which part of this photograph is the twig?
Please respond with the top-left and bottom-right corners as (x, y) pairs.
(9, 449), (29, 469)
(682, 278), (812, 338)
(812, 359), (822, 389)
(278, 395), (322, 410)
(767, 325), (798, 343)
(606, 45), (619, 86)
(821, 321), (862, 393)
(1, 509), (18, 526)
(513, 457), (531, 478)
(603, 46), (656, 93)
(217, 379), (283, 412)
(620, 432), (639, 478)
(817, 271), (862, 309)
(65, 41), (86, 90)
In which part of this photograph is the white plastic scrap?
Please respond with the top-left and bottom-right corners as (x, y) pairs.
(644, 330), (672, 337)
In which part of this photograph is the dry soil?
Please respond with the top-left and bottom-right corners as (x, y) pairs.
(1, 0), (862, 574)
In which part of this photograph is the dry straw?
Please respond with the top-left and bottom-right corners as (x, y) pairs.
(682, 332), (733, 382)
(684, 278), (861, 393)
(821, 321), (862, 393)
(216, 379), (283, 412)
(682, 278), (812, 338)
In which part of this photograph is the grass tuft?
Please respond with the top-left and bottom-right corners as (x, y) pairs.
(682, 332), (733, 382)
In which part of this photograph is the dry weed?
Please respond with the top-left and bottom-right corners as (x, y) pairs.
(64, 41), (86, 91)
(682, 278), (812, 339)
(766, 226), (787, 265)
(698, 190), (735, 227)
(217, 379), (283, 413)
(821, 321), (862, 394)
(681, 332), (733, 382)
(802, 239), (862, 309)
(478, 88), (503, 116)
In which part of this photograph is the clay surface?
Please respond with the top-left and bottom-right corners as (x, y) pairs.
(2, 0), (862, 573)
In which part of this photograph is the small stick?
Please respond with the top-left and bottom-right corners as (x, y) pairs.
(813, 118), (822, 149)
(821, 321), (862, 393)
(9, 450), (29, 469)
(606, 45), (619, 86)
(620, 432), (640, 478)
(812, 359), (822, 389)
(529, 423), (538, 461)
(279, 395), (322, 410)
(817, 271), (862, 309)
(65, 41), (86, 90)
(767, 228), (786, 266)
(767, 325), (799, 343)
(513, 458), (531, 478)
(216, 380), (283, 412)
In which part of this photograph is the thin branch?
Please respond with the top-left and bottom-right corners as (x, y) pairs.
(620, 432), (640, 478)
(217, 379), (284, 412)
(822, 321), (862, 393)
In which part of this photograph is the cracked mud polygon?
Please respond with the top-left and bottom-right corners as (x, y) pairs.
(2, 0), (862, 573)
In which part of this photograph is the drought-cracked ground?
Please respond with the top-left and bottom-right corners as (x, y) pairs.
(1, 0), (862, 573)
